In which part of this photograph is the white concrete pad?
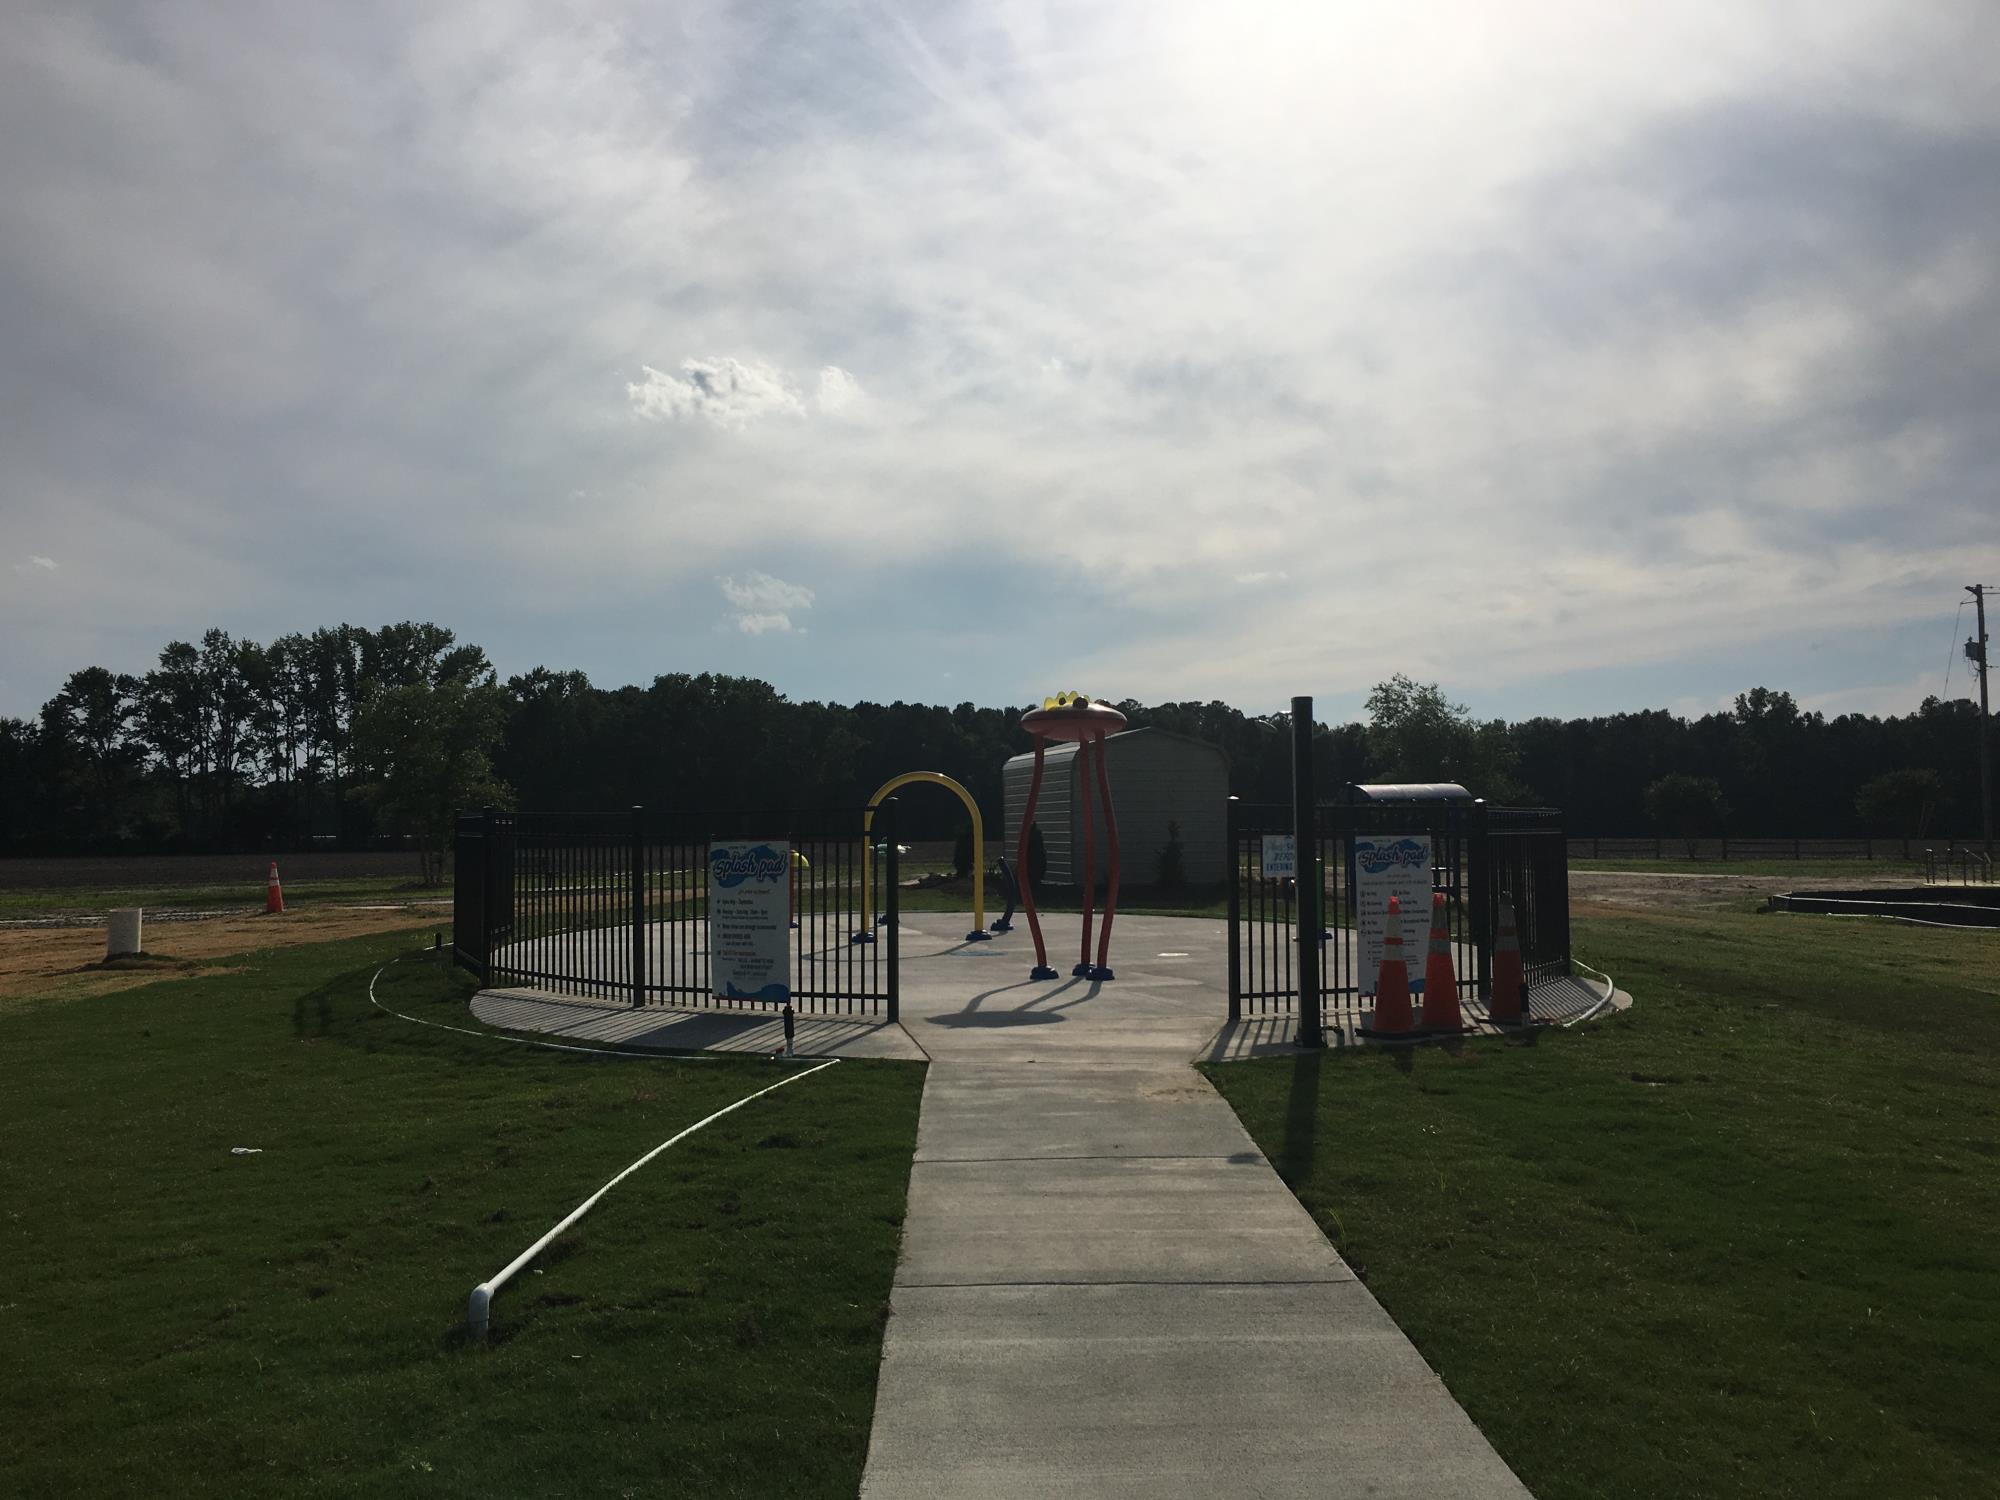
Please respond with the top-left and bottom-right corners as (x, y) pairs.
(860, 913), (1532, 1499)
(864, 1282), (1529, 1500)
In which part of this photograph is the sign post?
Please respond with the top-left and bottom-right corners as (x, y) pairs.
(708, 840), (792, 1004)
(1353, 834), (1434, 994)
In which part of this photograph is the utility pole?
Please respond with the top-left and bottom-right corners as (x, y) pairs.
(1970, 585), (1993, 858)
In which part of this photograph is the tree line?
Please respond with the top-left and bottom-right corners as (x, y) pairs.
(2, 627), (1989, 873)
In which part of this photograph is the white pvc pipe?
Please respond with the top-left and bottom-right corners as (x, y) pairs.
(1564, 958), (1621, 1025)
(467, 1057), (838, 1339)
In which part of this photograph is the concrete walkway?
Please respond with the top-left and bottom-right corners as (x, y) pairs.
(860, 913), (1530, 1498)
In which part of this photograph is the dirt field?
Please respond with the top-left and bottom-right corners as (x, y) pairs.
(0, 906), (441, 1008)
(1569, 868), (1915, 917)
(3, 861), (1925, 1007)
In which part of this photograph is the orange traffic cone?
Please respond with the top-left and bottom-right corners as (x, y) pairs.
(1421, 891), (1463, 1030)
(1489, 894), (1525, 1023)
(265, 860), (284, 915)
(1366, 896), (1415, 1035)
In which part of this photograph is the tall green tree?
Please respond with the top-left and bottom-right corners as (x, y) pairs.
(39, 667), (141, 839)
(1854, 768), (1943, 838)
(1643, 773), (1730, 857)
(351, 676), (512, 885)
(1363, 675), (1522, 799)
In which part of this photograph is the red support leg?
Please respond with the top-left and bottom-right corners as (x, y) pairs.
(1077, 735), (1098, 976)
(1093, 730), (1120, 978)
(1017, 738), (1055, 978)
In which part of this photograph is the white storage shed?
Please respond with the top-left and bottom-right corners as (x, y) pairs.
(1001, 727), (1229, 887)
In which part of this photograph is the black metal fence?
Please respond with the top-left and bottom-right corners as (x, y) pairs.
(1570, 836), (1935, 862)
(453, 804), (898, 1019)
(1226, 797), (1569, 1021)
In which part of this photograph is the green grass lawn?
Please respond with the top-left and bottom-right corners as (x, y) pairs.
(1203, 910), (2000, 1500)
(0, 932), (925, 1498)
(0, 875), (442, 919)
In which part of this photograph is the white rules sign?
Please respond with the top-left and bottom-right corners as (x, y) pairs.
(1353, 834), (1433, 996)
(708, 840), (791, 1003)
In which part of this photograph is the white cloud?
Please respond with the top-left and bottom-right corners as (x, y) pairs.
(627, 359), (863, 430)
(814, 365), (862, 413)
(629, 358), (806, 429)
(2, 1), (1997, 716)
(12, 555), (57, 575)
(717, 571), (814, 635)
(718, 571), (814, 612)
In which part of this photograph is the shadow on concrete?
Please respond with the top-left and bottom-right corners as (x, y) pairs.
(927, 1009), (1065, 1027)
(925, 974), (1096, 1029)
(472, 990), (914, 1057)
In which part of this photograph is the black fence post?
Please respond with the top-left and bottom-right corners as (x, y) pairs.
(1556, 812), (1574, 976)
(1469, 799), (1492, 1003)
(1291, 697), (1323, 1048)
(629, 805), (646, 1007)
(453, 814), (479, 981)
(1225, 795), (1241, 1024)
(479, 806), (498, 986)
(882, 800), (900, 1023)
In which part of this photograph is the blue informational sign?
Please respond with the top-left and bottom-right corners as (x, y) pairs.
(708, 840), (791, 1003)
(1261, 834), (1296, 879)
(1353, 834), (1433, 995)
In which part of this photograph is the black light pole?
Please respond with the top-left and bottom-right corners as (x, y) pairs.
(1292, 696), (1324, 1048)
(1970, 584), (1993, 857)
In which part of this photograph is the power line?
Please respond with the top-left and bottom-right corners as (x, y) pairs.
(1943, 599), (1967, 695)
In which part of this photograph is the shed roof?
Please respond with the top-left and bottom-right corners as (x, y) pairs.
(1349, 782), (1474, 803)
(1002, 725), (1229, 770)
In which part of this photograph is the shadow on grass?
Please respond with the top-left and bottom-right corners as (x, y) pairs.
(1276, 1048), (1323, 1183)
(291, 969), (341, 1039)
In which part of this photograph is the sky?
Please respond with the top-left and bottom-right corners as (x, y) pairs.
(4, 0), (1997, 728)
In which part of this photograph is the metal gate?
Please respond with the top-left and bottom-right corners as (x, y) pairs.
(453, 803), (899, 1019)
(1225, 797), (1569, 1023)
